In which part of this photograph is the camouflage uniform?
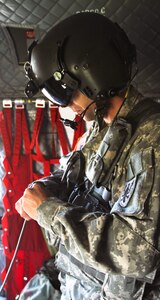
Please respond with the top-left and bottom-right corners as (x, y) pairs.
(36, 86), (160, 299)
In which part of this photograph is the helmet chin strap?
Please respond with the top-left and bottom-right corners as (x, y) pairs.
(60, 100), (96, 130)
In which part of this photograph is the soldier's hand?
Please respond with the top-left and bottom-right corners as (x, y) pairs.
(15, 183), (49, 220)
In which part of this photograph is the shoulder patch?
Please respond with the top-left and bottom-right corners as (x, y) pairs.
(119, 177), (136, 207)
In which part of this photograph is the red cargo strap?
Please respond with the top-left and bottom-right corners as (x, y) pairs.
(30, 106), (52, 178)
(0, 102), (86, 300)
(50, 106), (70, 155)
(31, 105), (71, 178)
(12, 107), (31, 170)
(0, 107), (32, 206)
(0, 106), (51, 300)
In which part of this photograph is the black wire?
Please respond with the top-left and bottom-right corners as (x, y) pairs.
(60, 100), (96, 130)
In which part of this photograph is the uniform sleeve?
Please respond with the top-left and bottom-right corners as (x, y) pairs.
(28, 169), (73, 201)
(36, 143), (160, 281)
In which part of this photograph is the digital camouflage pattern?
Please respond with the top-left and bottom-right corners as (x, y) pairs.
(37, 86), (160, 299)
(19, 273), (61, 300)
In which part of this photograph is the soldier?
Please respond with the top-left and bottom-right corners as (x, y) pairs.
(16, 12), (160, 299)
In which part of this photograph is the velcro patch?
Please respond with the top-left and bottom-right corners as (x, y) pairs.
(119, 177), (136, 207)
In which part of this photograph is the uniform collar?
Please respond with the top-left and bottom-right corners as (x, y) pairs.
(116, 85), (142, 120)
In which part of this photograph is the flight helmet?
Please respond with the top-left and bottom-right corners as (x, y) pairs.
(24, 12), (136, 106)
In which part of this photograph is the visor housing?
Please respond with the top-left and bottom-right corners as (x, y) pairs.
(41, 77), (74, 106)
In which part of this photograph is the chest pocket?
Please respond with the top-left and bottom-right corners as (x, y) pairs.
(111, 147), (154, 217)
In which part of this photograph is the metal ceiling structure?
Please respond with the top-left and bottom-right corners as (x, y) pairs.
(0, 0), (160, 102)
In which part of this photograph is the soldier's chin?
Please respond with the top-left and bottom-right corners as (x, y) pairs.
(83, 114), (95, 122)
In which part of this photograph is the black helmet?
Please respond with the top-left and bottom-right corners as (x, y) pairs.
(24, 12), (136, 106)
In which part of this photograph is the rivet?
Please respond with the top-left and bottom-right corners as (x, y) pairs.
(8, 189), (12, 193)
(7, 208), (11, 212)
(24, 277), (28, 281)
(83, 63), (89, 70)
(74, 65), (79, 70)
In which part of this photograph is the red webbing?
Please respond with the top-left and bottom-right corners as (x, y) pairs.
(30, 107), (44, 155)
(50, 107), (70, 156)
(31, 105), (70, 178)
(30, 107), (52, 177)
(0, 111), (12, 158)
(0, 103), (86, 299)
(0, 106), (51, 300)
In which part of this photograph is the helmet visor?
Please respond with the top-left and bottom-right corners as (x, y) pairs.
(41, 77), (74, 107)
